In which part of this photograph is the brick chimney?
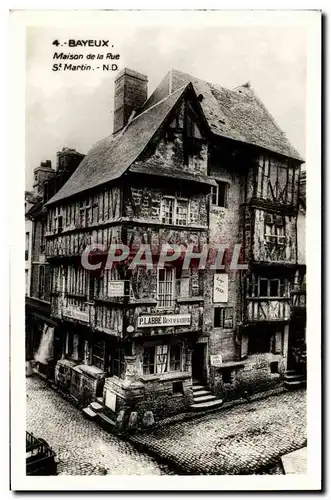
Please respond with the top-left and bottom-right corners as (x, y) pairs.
(113, 68), (148, 135)
(33, 161), (54, 196)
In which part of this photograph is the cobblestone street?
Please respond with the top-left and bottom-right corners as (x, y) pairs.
(26, 376), (173, 475)
(130, 389), (307, 475)
(27, 375), (306, 476)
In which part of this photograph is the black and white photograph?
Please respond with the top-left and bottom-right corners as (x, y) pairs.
(9, 8), (321, 491)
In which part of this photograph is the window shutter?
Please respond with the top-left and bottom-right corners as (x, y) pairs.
(241, 333), (249, 359)
(273, 331), (283, 354)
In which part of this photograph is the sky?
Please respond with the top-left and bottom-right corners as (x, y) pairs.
(26, 23), (307, 190)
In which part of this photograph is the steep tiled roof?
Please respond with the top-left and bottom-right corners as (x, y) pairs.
(46, 85), (188, 205)
(140, 69), (303, 162)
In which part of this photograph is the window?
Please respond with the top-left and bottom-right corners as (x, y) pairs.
(143, 344), (182, 375)
(161, 195), (189, 226)
(222, 368), (233, 384)
(269, 279), (279, 297)
(264, 217), (286, 245)
(91, 340), (105, 369)
(263, 156), (271, 178)
(79, 199), (91, 227)
(173, 381), (183, 394)
(270, 361), (279, 374)
(143, 346), (155, 375)
(157, 267), (175, 308)
(170, 344), (182, 371)
(161, 197), (175, 224)
(248, 332), (271, 354)
(54, 207), (63, 234)
(25, 232), (29, 261)
(38, 265), (45, 299)
(211, 181), (228, 207)
(156, 345), (168, 374)
(214, 307), (234, 328)
(247, 276), (287, 298)
(176, 199), (188, 225)
(25, 270), (29, 296)
(259, 278), (268, 297)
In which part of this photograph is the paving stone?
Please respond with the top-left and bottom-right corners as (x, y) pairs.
(130, 389), (307, 475)
(26, 376), (171, 476)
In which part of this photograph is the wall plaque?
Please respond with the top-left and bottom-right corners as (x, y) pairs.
(213, 273), (229, 303)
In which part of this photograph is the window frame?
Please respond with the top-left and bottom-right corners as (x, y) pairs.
(143, 343), (182, 375)
(210, 181), (229, 208)
(213, 307), (234, 329)
(157, 267), (176, 309)
(160, 195), (189, 226)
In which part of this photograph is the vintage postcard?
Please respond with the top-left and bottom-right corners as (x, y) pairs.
(10, 8), (321, 491)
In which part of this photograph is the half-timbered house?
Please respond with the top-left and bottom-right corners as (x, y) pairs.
(44, 68), (304, 420)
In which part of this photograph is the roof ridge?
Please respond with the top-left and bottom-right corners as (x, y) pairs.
(129, 84), (188, 124)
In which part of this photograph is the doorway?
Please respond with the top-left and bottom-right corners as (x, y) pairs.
(192, 343), (206, 382)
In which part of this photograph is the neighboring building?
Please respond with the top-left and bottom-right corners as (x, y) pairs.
(25, 150), (84, 362)
(43, 68), (305, 420)
(25, 191), (38, 296)
(287, 169), (306, 382)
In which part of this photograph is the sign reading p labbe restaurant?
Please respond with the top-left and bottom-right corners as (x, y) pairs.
(138, 314), (191, 328)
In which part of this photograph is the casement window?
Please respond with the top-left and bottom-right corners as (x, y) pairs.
(247, 276), (287, 298)
(214, 307), (234, 328)
(38, 265), (45, 300)
(211, 181), (228, 207)
(143, 346), (155, 375)
(91, 340), (105, 370)
(176, 199), (189, 226)
(143, 344), (182, 375)
(170, 344), (182, 371)
(157, 267), (176, 308)
(248, 331), (283, 355)
(264, 216), (286, 245)
(54, 207), (63, 234)
(25, 232), (29, 261)
(79, 199), (92, 227)
(160, 195), (189, 225)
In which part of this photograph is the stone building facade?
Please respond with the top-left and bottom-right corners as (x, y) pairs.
(43, 68), (305, 420)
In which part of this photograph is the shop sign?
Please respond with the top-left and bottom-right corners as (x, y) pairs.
(63, 307), (89, 323)
(210, 354), (223, 367)
(137, 314), (191, 328)
(213, 273), (229, 303)
(108, 280), (126, 297)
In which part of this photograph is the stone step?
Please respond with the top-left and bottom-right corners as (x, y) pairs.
(82, 407), (97, 419)
(284, 373), (305, 380)
(192, 389), (210, 397)
(97, 412), (116, 429)
(192, 379), (203, 386)
(284, 379), (306, 389)
(190, 398), (223, 411)
(192, 385), (206, 392)
(193, 394), (216, 403)
(90, 401), (103, 412)
(96, 396), (104, 405)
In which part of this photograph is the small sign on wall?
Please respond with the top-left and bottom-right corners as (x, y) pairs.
(210, 354), (223, 367)
(108, 280), (125, 297)
(213, 273), (229, 303)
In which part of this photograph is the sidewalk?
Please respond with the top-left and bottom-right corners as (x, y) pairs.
(129, 389), (307, 475)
